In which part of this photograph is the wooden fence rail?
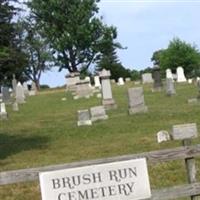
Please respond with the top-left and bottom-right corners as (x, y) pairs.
(1, 144), (200, 199)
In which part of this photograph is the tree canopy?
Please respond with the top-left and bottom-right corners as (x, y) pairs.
(0, 0), (27, 85)
(28, 0), (120, 73)
(151, 38), (200, 77)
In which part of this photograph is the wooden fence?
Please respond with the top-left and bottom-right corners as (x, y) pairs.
(1, 143), (200, 199)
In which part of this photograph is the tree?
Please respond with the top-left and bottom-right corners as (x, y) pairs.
(0, 0), (27, 85)
(17, 17), (53, 90)
(28, 0), (119, 74)
(151, 38), (200, 77)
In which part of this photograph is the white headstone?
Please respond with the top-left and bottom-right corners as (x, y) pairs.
(0, 102), (8, 119)
(142, 73), (154, 84)
(188, 79), (193, 84)
(117, 77), (125, 86)
(176, 66), (187, 82)
(166, 69), (173, 79)
(16, 82), (26, 104)
(39, 158), (151, 200)
(157, 130), (170, 143)
(94, 76), (101, 88)
(12, 102), (19, 111)
(23, 82), (29, 96)
(77, 109), (92, 126)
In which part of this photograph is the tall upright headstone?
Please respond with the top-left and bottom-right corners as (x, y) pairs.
(99, 69), (117, 110)
(94, 76), (101, 89)
(16, 82), (26, 104)
(142, 73), (154, 84)
(166, 78), (176, 96)
(23, 82), (29, 96)
(12, 74), (17, 96)
(152, 65), (162, 91)
(0, 102), (8, 120)
(128, 87), (148, 114)
(2, 86), (11, 103)
(177, 66), (187, 82)
(166, 69), (173, 79)
(29, 82), (37, 96)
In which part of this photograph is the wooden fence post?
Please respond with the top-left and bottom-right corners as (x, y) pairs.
(172, 123), (199, 200)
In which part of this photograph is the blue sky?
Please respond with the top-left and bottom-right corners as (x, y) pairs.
(40, 0), (200, 87)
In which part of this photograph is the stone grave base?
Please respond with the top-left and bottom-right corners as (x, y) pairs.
(102, 99), (117, 110)
(129, 106), (148, 114)
(29, 91), (36, 96)
(77, 120), (92, 126)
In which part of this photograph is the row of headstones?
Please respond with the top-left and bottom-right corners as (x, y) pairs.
(0, 76), (37, 120)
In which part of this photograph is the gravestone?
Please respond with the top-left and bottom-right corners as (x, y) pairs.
(172, 123), (198, 140)
(152, 66), (162, 91)
(166, 78), (176, 96)
(94, 76), (101, 89)
(29, 82), (37, 96)
(117, 77), (125, 86)
(12, 102), (19, 111)
(157, 130), (170, 143)
(188, 79), (193, 84)
(125, 77), (131, 82)
(16, 82), (26, 104)
(77, 109), (92, 126)
(128, 87), (148, 114)
(166, 69), (173, 79)
(142, 73), (154, 84)
(74, 80), (93, 99)
(12, 74), (17, 96)
(177, 66), (187, 82)
(66, 72), (80, 92)
(110, 79), (116, 83)
(90, 105), (108, 122)
(0, 102), (8, 120)
(2, 86), (11, 103)
(99, 69), (117, 110)
(23, 82), (29, 96)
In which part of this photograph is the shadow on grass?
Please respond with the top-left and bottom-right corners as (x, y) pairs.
(0, 133), (49, 159)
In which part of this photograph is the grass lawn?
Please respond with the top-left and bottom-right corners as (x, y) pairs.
(0, 82), (200, 200)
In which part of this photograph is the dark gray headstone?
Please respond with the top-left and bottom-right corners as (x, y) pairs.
(152, 67), (162, 91)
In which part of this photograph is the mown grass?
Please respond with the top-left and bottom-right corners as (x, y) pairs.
(0, 82), (200, 200)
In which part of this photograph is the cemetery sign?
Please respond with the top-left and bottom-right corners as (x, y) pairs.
(39, 158), (151, 200)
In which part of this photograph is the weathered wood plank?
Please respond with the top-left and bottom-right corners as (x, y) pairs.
(1, 144), (200, 185)
(151, 182), (200, 200)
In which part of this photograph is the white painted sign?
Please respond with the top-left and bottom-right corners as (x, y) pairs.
(39, 158), (151, 200)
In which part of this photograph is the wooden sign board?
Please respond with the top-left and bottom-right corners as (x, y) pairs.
(172, 123), (198, 140)
(39, 158), (151, 200)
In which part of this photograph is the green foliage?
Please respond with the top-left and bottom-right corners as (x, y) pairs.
(151, 38), (200, 77)
(130, 69), (140, 80)
(0, 0), (28, 85)
(17, 16), (53, 89)
(28, 0), (119, 73)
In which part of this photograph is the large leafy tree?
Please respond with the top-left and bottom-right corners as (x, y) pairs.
(27, 0), (119, 73)
(0, 0), (27, 85)
(151, 38), (200, 77)
(17, 17), (53, 90)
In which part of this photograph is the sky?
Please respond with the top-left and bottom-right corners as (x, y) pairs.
(40, 0), (200, 87)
